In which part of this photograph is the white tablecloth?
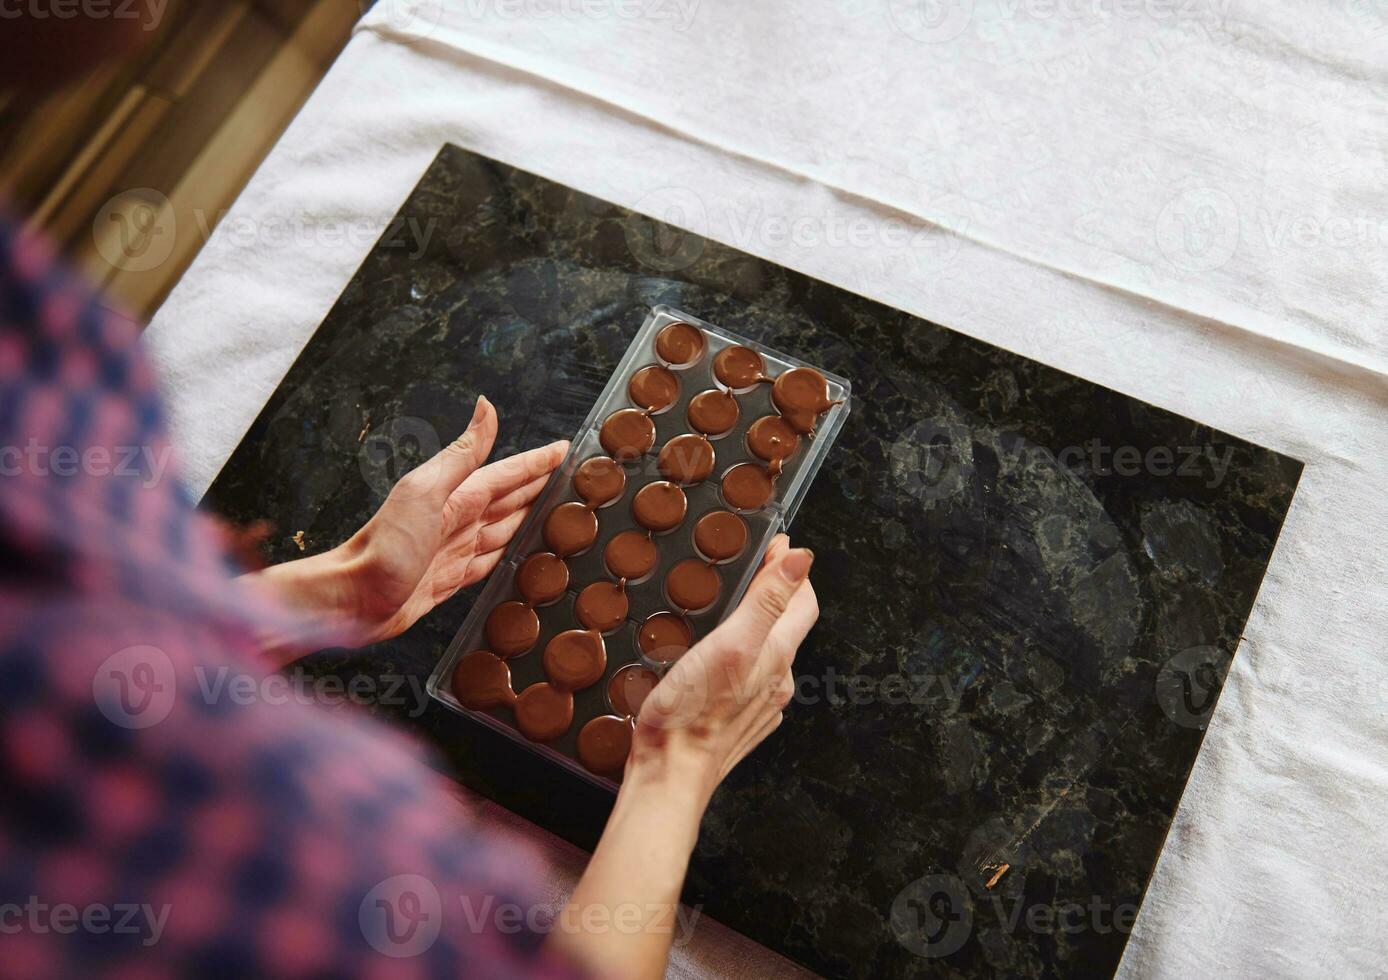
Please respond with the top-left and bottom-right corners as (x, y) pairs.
(146, 2), (1388, 976)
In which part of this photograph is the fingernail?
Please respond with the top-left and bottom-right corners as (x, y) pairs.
(469, 397), (487, 425)
(779, 548), (814, 583)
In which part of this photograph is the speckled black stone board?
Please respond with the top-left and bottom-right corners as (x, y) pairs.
(202, 145), (1301, 979)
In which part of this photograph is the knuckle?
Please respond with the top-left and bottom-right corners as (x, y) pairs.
(755, 584), (790, 619)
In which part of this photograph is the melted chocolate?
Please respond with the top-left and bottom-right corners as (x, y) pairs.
(514, 682), (574, 742)
(771, 366), (834, 415)
(577, 714), (634, 778)
(541, 629), (608, 690)
(515, 551), (569, 606)
(574, 580), (629, 633)
(631, 481), (687, 533)
(573, 455), (626, 507)
(657, 433), (716, 485)
(654, 321), (705, 366)
(604, 529), (658, 580)
(721, 462), (776, 511)
(694, 510), (748, 563)
(484, 600), (540, 657)
(599, 408), (656, 460)
(746, 414), (801, 464)
(687, 389), (740, 437)
(665, 559), (721, 613)
(627, 364), (680, 413)
(543, 501), (599, 556)
(713, 345), (768, 389)
(452, 650), (516, 709)
(608, 663), (661, 716)
(637, 611), (693, 663)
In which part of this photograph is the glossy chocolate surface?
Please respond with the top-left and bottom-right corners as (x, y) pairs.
(654, 321), (704, 366)
(721, 462), (776, 511)
(627, 364), (680, 413)
(574, 580), (629, 633)
(483, 600), (540, 657)
(714, 345), (768, 389)
(577, 715), (634, 777)
(665, 559), (721, 613)
(603, 529), (658, 580)
(514, 682), (574, 742)
(514, 551), (569, 606)
(746, 414), (800, 464)
(452, 650), (515, 709)
(572, 455), (626, 507)
(599, 408), (656, 460)
(637, 611), (693, 663)
(631, 480), (687, 532)
(541, 629), (608, 691)
(657, 433), (716, 485)
(687, 388), (740, 436)
(608, 663), (661, 716)
(693, 510), (748, 563)
(772, 366), (833, 416)
(543, 501), (599, 556)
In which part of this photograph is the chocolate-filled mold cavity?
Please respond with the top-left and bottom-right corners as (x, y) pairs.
(658, 433), (716, 485)
(721, 462), (777, 512)
(452, 651), (515, 710)
(515, 552), (569, 606)
(484, 601), (540, 658)
(577, 715), (633, 778)
(599, 408), (656, 460)
(687, 389), (740, 437)
(746, 414), (801, 464)
(608, 663), (661, 717)
(604, 530), (659, 581)
(694, 510), (749, 563)
(637, 612), (693, 664)
(772, 366), (835, 417)
(514, 682), (574, 742)
(574, 581), (629, 633)
(572, 455), (626, 507)
(631, 481), (687, 533)
(666, 559), (721, 614)
(627, 364), (681, 413)
(542, 629), (607, 691)
(714, 345), (770, 390)
(653, 321), (705, 367)
(543, 501), (599, 556)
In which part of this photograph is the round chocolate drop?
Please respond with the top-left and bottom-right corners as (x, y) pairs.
(574, 581), (629, 633)
(452, 650), (515, 709)
(542, 629), (608, 690)
(631, 481), (687, 533)
(627, 364), (681, 413)
(604, 530), (658, 580)
(746, 414), (801, 464)
(657, 434), (715, 485)
(637, 612), (693, 663)
(713, 345), (767, 389)
(599, 408), (657, 460)
(720, 462), (776, 511)
(665, 560), (721, 613)
(693, 510), (748, 563)
(515, 552), (569, 606)
(654, 321), (705, 366)
(577, 715), (634, 778)
(687, 389), (740, 437)
(543, 501), (599, 556)
(772, 366), (833, 416)
(514, 682), (574, 742)
(608, 663), (661, 716)
(573, 456), (626, 507)
(484, 600), (540, 657)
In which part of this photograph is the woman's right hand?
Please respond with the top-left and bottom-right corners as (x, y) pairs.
(631, 534), (818, 802)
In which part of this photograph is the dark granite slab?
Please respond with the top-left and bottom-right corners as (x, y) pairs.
(202, 144), (1301, 979)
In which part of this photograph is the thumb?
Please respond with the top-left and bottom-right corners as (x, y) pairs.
(406, 396), (498, 501)
(720, 537), (814, 648)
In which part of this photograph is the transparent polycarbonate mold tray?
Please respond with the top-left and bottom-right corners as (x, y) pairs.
(427, 306), (852, 790)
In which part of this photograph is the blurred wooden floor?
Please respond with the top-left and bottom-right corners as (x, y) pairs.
(0, 0), (366, 321)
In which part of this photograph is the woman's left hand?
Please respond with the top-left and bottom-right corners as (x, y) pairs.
(245, 396), (567, 656)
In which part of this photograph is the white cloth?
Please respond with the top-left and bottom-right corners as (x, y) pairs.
(146, 2), (1388, 976)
